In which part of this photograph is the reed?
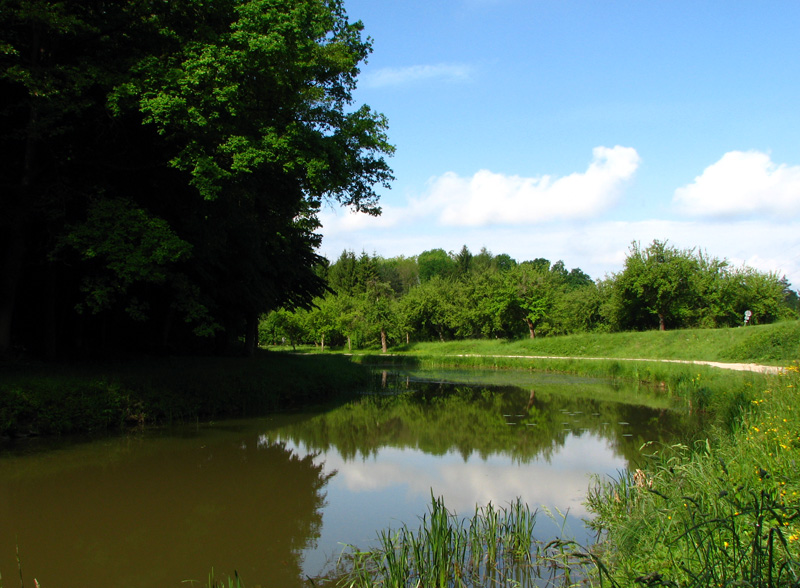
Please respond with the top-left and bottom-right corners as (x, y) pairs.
(182, 569), (244, 588)
(334, 492), (597, 587)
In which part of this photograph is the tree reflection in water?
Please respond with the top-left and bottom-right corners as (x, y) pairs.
(263, 372), (704, 466)
(0, 430), (334, 588)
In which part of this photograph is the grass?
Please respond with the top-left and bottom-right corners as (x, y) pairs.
(0, 351), (370, 437)
(287, 320), (800, 366)
(389, 321), (800, 365)
(585, 363), (800, 587)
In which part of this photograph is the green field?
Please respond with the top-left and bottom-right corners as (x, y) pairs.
(345, 320), (800, 365)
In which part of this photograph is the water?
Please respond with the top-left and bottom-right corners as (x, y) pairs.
(0, 368), (701, 587)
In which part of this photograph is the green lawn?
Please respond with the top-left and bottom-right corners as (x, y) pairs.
(288, 320), (800, 366)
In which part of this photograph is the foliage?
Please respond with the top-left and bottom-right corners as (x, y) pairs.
(609, 240), (702, 331)
(0, 0), (393, 356)
(418, 248), (456, 283)
(608, 241), (796, 332)
(267, 243), (797, 353)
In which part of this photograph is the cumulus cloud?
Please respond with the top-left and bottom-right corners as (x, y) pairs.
(418, 145), (640, 226)
(673, 150), (800, 218)
(319, 146), (640, 236)
(363, 63), (474, 88)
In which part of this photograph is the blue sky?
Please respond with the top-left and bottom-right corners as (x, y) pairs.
(318, 0), (800, 287)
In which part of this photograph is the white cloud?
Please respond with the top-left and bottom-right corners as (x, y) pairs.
(317, 148), (800, 288)
(418, 145), (640, 226)
(673, 150), (800, 218)
(363, 63), (474, 88)
(318, 146), (640, 238)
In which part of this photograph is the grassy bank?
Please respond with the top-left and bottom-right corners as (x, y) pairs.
(341, 324), (799, 431)
(280, 320), (799, 366)
(0, 352), (370, 437)
(585, 364), (800, 586)
(382, 320), (800, 365)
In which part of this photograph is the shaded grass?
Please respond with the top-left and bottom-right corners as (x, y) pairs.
(0, 352), (370, 437)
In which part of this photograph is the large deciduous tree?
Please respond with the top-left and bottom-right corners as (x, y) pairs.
(610, 241), (698, 331)
(1, 0), (393, 356)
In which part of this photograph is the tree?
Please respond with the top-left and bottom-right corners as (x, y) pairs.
(328, 250), (359, 296)
(509, 263), (562, 338)
(418, 249), (455, 282)
(306, 295), (341, 352)
(361, 279), (396, 353)
(398, 276), (458, 342)
(259, 308), (306, 350)
(610, 240), (698, 331)
(1, 0), (393, 356)
(452, 245), (473, 278)
(728, 267), (793, 325)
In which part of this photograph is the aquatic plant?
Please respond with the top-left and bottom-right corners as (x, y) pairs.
(334, 493), (599, 587)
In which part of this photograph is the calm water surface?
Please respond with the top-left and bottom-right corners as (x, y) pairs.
(0, 368), (702, 587)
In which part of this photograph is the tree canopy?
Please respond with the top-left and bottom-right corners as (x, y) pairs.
(1, 0), (393, 357)
(262, 243), (798, 352)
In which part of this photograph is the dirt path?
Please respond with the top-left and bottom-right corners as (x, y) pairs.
(453, 354), (784, 375)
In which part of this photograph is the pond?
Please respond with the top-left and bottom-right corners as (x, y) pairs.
(0, 367), (703, 588)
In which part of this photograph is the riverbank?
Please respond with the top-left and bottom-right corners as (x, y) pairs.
(370, 320), (800, 365)
(0, 352), (369, 437)
(3, 321), (797, 438)
(584, 362), (800, 586)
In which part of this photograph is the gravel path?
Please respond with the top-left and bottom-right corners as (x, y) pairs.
(453, 354), (784, 375)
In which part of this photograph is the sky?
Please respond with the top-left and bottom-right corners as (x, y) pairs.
(318, 0), (800, 287)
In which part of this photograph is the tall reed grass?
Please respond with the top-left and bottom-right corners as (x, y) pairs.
(332, 493), (600, 587)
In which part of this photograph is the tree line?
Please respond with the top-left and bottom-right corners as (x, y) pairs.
(0, 0), (393, 358)
(261, 240), (799, 351)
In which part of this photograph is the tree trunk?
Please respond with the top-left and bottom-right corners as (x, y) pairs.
(320, 332), (325, 353)
(160, 307), (175, 349)
(243, 312), (258, 356)
(380, 328), (387, 353)
(525, 317), (536, 339)
(0, 233), (25, 356)
(658, 313), (666, 331)
(42, 261), (57, 359)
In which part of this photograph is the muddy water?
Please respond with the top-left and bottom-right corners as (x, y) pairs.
(0, 369), (702, 587)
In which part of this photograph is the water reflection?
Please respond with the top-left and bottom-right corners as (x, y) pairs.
(0, 368), (702, 587)
(0, 426), (333, 588)
(266, 370), (701, 468)
(260, 370), (703, 573)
